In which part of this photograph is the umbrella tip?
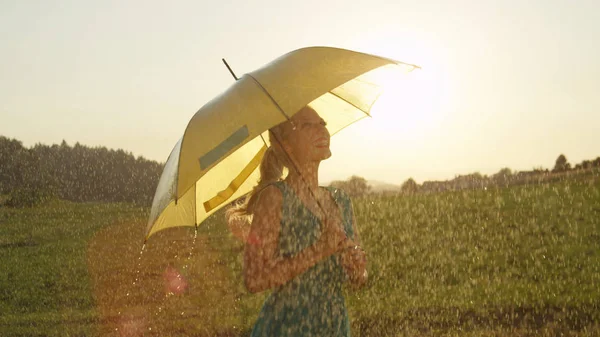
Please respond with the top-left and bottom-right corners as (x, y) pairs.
(222, 58), (239, 81)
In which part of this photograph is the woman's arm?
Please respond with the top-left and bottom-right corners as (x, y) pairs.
(243, 185), (347, 293)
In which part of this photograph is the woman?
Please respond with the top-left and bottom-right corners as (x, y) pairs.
(226, 105), (368, 336)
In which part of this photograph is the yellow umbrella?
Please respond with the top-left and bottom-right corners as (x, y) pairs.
(146, 46), (419, 240)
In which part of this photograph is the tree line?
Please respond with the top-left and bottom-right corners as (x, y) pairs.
(3, 134), (598, 206)
(0, 136), (163, 207)
(328, 154), (600, 197)
(401, 154), (600, 195)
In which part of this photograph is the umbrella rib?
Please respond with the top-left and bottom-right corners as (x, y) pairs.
(330, 114), (370, 137)
(333, 46), (421, 70)
(246, 74), (296, 128)
(311, 45), (420, 70)
(327, 90), (372, 117)
(259, 134), (268, 147)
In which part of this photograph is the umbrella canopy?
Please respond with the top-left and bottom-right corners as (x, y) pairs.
(146, 46), (418, 240)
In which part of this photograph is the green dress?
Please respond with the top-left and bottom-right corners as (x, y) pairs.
(250, 181), (355, 337)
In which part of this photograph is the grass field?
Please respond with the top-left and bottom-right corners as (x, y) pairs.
(1, 174), (599, 336)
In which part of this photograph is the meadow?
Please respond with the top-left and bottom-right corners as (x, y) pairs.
(1, 174), (599, 336)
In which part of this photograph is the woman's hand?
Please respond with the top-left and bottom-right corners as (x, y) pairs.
(341, 244), (367, 288)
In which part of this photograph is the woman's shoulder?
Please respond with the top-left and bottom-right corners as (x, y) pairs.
(253, 183), (284, 211)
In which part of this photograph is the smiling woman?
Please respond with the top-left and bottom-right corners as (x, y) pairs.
(226, 106), (367, 337)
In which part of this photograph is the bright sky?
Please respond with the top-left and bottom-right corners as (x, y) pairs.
(2, 0), (599, 185)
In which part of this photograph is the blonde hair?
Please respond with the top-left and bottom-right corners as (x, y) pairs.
(226, 124), (291, 222)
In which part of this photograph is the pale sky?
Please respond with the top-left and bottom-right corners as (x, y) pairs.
(2, 0), (599, 185)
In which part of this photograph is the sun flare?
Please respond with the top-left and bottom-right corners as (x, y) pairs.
(370, 67), (444, 137)
(320, 35), (453, 184)
(352, 34), (452, 142)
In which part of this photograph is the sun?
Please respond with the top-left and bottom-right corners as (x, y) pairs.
(370, 67), (444, 137)
(321, 34), (454, 183)
(350, 33), (452, 140)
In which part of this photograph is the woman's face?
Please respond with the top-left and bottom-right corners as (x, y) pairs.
(281, 106), (331, 164)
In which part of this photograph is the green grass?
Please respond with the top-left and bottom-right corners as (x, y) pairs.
(1, 177), (599, 336)
(348, 179), (600, 336)
(0, 201), (147, 336)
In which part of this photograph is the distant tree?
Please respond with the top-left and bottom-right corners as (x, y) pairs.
(400, 178), (419, 194)
(471, 172), (484, 179)
(553, 154), (571, 172)
(575, 160), (593, 170)
(0, 136), (26, 194)
(330, 175), (371, 197)
(492, 167), (513, 186)
(496, 168), (512, 177)
(468, 172), (488, 189)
